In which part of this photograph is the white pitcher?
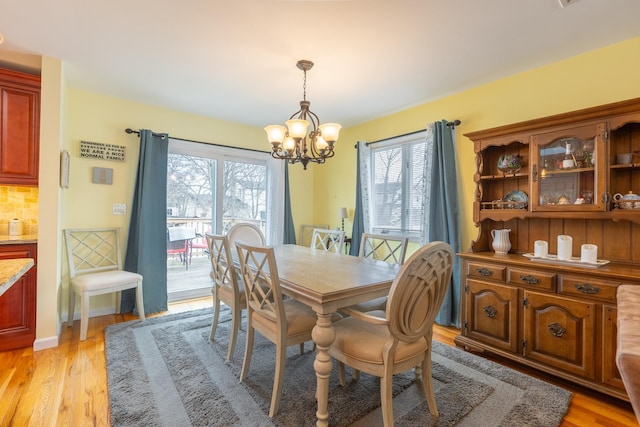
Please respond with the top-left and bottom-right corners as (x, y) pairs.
(491, 229), (511, 254)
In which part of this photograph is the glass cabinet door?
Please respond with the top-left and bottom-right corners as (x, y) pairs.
(530, 122), (606, 212)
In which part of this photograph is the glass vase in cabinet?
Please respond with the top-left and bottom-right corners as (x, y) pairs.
(530, 122), (606, 212)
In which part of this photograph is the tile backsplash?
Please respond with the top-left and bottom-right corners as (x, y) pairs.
(0, 185), (39, 235)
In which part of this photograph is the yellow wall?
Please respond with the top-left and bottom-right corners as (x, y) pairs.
(4, 35), (640, 349)
(316, 36), (640, 255)
(60, 88), (316, 314)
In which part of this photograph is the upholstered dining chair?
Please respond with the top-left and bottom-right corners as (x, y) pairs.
(235, 241), (318, 418)
(298, 223), (328, 247)
(206, 233), (246, 361)
(329, 241), (454, 427)
(64, 228), (145, 341)
(347, 233), (410, 313)
(227, 222), (265, 251)
(310, 228), (345, 253)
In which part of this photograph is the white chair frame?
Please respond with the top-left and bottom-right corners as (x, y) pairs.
(298, 224), (328, 247)
(64, 228), (144, 341)
(310, 228), (345, 253)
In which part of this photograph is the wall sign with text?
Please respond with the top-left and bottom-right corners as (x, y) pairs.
(80, 140), (126, 161)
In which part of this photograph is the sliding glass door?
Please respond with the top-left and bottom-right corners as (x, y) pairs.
(166, 139), (283, 301)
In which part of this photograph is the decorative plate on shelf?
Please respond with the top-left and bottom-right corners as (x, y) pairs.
(502, 190), (528, 209)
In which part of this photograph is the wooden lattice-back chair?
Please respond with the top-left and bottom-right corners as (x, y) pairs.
(310, 228), (345, 253)
(298, 224), (328, 247)
(64, 228), (145, 341)
(329, 241), (454, 426)
(359, 233), (409, 265)
(206, 233), (246, 361)
(348, 233), (410, 312)
(235, 241), (318, 417)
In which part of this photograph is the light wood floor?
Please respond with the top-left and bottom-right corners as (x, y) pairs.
(1, 297), (638, 426)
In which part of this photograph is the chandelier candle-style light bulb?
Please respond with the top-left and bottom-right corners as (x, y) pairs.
(265, 59), (341, 170)
(283, 137), (296, 152)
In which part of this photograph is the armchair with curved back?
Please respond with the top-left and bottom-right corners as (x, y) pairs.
(329, 241), (454, 426)
(206, 233), (246, 361)
(235, 241), (319, 417)
(227, 222), (265, 251)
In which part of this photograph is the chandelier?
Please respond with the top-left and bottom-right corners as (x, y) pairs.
(264, 60), (341, 170)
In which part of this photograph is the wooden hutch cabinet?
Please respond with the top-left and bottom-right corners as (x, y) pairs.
(455, 98), (640, 401)
(0, 68), (40, 185)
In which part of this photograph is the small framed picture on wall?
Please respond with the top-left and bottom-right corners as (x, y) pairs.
(60, 150), (70, 188)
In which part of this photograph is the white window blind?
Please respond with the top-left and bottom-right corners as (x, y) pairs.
(370, 132), (426, 240)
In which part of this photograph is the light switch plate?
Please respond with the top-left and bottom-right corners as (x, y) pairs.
(113, 203), (127, 215)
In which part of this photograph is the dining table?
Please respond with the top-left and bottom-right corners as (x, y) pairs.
(265, 244), (400, 427)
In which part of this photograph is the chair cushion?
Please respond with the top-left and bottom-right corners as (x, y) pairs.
(330, 316), (428, 365)
(71, 270), (142, 291)
(252, 299), (317, 338)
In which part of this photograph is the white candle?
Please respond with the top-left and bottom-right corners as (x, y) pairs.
(534, 240), (548, 258)
(581, 244), (598, 263)
(557, 235), (573, 260)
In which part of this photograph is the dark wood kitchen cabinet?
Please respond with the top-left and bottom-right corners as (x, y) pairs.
(0, 68), (40, 185)
(0, 243), (37, 351)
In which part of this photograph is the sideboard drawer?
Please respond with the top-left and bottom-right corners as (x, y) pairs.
(507, 267), (556, 291)
(558, 275), (620, 302)
(467, 262), (506, 283)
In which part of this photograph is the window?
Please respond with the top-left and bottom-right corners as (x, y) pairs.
(167, 139), (283, 244)
(369, 132), (426, 240)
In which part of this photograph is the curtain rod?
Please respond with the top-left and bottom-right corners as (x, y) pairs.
(124, 128), (270, 154)
(353, 119), (461, 148)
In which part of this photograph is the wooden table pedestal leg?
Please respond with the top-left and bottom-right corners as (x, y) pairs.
(312, 313), (335, 427)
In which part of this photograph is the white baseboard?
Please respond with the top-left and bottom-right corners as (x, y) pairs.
(33, 335), (59, 351)
(168, 287), (211, 302)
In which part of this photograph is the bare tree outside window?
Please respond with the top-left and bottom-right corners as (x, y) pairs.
(167, 153), (267, 233)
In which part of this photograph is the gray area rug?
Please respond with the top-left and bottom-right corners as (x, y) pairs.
(105, 307), (571, 426)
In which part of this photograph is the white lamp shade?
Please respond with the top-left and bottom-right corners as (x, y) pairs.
(315, 135), (328, 150)
(319, 123), (341, 143)
(286, 119), (310, 139)
(264, 125), (286, 144)
(283, 136), (296, 151)
(338, 207), (348, 219)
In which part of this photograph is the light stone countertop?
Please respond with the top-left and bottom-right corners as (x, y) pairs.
(0, 234), (38, 245)
(0, 258), (34, 297)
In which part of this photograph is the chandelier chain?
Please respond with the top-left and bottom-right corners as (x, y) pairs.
(302, 69), (307, 101)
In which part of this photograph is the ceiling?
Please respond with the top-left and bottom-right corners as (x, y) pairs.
(1, 0), (640, 129)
